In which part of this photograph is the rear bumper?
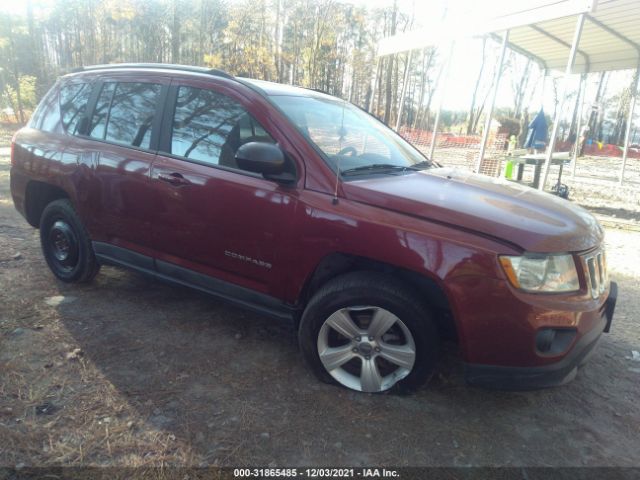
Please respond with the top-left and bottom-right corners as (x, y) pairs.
(465, 281), (617, 390)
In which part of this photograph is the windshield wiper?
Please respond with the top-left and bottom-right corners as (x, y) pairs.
(341, 163), (420, 176)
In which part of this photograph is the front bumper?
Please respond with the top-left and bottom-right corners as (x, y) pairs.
(465, 281), (617, 390)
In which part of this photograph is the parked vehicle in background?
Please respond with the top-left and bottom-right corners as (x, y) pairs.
(10, 64), (617, 393)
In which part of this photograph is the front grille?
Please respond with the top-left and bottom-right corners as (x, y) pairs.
(584, 250), (607, 299)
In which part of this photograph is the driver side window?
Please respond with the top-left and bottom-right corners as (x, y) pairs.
(170, 86), (274, 170)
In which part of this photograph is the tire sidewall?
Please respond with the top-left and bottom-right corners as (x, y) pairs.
(299, 277), (439, 393)
(40, 200), (91, 283)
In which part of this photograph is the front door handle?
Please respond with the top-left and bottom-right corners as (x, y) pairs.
(157, 172), (190, 186)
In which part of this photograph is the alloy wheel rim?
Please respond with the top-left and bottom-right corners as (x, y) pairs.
(317, 306), (416, 392)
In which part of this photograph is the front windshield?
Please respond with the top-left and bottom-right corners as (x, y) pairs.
(270, 95), (431, 175)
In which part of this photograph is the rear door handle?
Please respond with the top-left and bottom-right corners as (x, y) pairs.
(157, 172), (190, 186)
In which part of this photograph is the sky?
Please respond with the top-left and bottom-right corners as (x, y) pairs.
(0, 0), (46, 14)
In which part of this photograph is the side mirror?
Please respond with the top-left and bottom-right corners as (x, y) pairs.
(235, 142), (284, 174)
(235, 142), (295, 184)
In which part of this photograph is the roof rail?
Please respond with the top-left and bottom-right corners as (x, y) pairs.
(71, 63), (234, 79)
(309, 87), (331, 95)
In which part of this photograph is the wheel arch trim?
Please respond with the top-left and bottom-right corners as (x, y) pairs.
(297, 252), (464, 348)
(25, 180), (72, 228)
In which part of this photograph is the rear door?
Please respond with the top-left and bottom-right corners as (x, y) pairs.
(148, 79), (300, 298)
(65, 75), (169, 253)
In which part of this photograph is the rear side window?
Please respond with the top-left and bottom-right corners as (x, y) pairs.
(89, 82), (161, 149)
(106, 83), (160, 148)
(89, 82), (116, 139)
(60, 83), (92, 135)
(170, 86), (274, 169)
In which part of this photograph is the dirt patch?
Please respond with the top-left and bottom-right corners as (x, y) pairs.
(1, 130), (639, 467)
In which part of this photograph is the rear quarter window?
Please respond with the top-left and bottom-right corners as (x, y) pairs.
(60, 82), (92, 135)
(29, 83), (63, 133)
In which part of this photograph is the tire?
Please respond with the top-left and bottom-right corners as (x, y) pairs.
(298, 271), (439, 393)
(39, 199), (100, 283)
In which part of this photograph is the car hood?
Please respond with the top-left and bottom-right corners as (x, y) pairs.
(342, 167), (603, 252)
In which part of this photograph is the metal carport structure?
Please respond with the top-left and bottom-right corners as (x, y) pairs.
(378, 0), (640, 187)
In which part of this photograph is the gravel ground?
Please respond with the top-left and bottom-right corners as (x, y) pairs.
(1, 131), (639, 468)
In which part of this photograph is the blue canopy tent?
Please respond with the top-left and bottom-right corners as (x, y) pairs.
(524, 109), (548, 150)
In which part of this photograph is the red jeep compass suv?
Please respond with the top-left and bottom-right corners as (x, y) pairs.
(10, 64), (617, 393)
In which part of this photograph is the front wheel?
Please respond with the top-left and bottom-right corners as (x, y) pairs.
(39, 199), (100, 283)
(298, 272), (439, 393)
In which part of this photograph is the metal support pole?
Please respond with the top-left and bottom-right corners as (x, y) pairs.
(475, 30), (509, 174)
(571, 73), (587, 178)
(619, 65), (640, 185)
(395, 49), (413, 131)
(429, 42), (455, 161)
(539, 13), (585, 191)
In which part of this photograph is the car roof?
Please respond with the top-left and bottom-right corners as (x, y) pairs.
(62, 63), (337, 101)
(238, 78), (336, 100)
(64, 63), (233, 79)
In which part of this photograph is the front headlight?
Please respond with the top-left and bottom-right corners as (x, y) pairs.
(499, 254), (579, 293)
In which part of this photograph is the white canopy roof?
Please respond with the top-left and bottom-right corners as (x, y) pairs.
(509, 0), (640, 73)
(378, 0), (640, 74)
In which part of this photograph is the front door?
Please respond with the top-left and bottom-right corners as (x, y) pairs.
(149, 82), (299, 298)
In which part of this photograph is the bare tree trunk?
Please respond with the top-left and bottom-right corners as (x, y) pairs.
(198, 0), (206, 64)
(274, 0), (284, 82)
(369, 58), (381, 114)
(518, 108), (529, 147)
(375, 57), (384, 117)
(567, 92), (580, 142)
(552, 77), (559, 121)
(587, 71), (607, 138)
(382, 1), (397, 125)
(467, 37), (487, 134)
(75, 11), (84, 67)
(412, 49), (428, 129)
(413, 47), (436, 129)
(8, 18), (25, 124)
(595, 72), (611, 141)
(390, 49), (399, 126)
(611, 86), (630, 145)
(101, 16), (108, 63)
(26, 0), (46, 97)
(567, 74), (587, 143)
(172, 0), (181, 64)
(87, 1), (97, 65)
(513, 58), (531, 120)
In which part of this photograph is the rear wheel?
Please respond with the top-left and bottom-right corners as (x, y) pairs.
(298, 272), (439, 393)
(40, 199), (100, 283)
